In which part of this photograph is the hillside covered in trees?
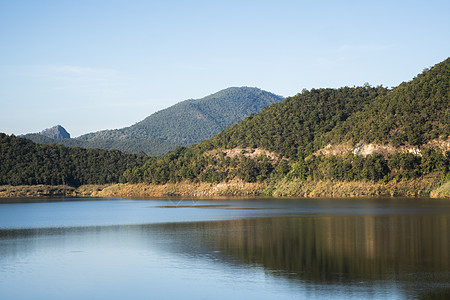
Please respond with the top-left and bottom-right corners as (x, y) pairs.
(0, 133), (147, 187)
(20, 133), (177, 157)
(24, 87), (283, 156)
(199, 86), (388, 158)
(328, 59), (450, 146)
(2, 58), (449, 197)
(199, 58), (449, 157)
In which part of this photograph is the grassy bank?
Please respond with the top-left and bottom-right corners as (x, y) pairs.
(266, 177), (442, 198)
(1, 177), (448, 199)
(430, 180), (450, 198)
(0, 185), (77, 198)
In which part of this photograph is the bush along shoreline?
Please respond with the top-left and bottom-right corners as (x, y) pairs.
(1, 176), (448, 199)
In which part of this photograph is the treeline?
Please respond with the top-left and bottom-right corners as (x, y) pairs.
(290, 149), (450, 183)
(23, 133), (177, 157)
(0, 133), (147, 187)
(122, 146), (287, 184)
(122, 59), (449, 186)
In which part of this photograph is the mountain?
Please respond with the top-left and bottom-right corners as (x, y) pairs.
(123, 58), (449, 185)
(77, 87), (284, 146)
(40, 125), (70, 139)
(200, 58), (450, 157)
(24, 87), (283, 155)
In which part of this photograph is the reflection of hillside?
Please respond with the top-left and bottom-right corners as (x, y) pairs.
(1, 214), (448, 298)
(156, 215), (449, 284)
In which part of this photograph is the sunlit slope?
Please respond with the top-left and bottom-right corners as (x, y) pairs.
(199, 58), (449, 157)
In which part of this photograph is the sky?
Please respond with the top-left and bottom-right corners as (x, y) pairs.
(1, 0), (449, 137)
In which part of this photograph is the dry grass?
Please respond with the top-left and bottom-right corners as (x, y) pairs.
(87, 180), (265, 198)
(430, 180), (450, 198)
(0, 177), (444, 199)
(266, 177), (440, 198)
(0, 185), (76, 198)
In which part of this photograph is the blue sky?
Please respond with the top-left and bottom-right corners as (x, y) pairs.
(1, 0), (449, 137)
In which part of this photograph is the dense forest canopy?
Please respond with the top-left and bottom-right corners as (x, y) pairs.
(0, 133), (147, 187)
(327, 58), (450, 146)
(21, 133), (177, 157)
(198, 58), (450, 157)
(198, 86), (388, 158)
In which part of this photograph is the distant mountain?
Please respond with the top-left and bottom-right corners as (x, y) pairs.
(78, 87), (283, 145)
(40, 125), (70, 139)
(21, 133), (178, 155)
(24, 87), (284, 155)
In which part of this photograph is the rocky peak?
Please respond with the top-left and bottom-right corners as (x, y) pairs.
(40, 125), (70, 139)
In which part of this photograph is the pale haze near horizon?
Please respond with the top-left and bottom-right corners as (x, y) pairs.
(0, 0), (449, 137)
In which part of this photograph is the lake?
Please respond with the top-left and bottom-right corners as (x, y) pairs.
(0, 197), (449, 299)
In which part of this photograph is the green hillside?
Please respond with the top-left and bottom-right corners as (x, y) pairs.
(198, 86), (388, 158)
(0, 133), (147, 187)
(328, 58), (450, 146)
(22, 133), (177, 156)
(199, 58), (450, 157)
(80, 87), (283, 145)
(24, 87), (283, 155)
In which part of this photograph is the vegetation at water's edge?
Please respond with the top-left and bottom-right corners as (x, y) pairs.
(0, 178), (444, 199)
(430, 180), (450, 198)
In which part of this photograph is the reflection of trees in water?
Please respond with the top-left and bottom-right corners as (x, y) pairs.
(1, 215), (449, 298)
(155, 215), (450, 298)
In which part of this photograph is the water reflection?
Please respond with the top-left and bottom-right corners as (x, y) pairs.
(1, 213), (449, 299)
(154, 215), (450, 296)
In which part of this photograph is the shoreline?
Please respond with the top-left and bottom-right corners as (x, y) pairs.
(1, 178), (449, 199)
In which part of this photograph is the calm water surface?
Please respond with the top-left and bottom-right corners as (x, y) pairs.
(0, 197), (449, 299)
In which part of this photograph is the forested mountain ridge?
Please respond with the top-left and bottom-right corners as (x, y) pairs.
(77, 87), (283, 145)
(24, 87), (283, 156)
